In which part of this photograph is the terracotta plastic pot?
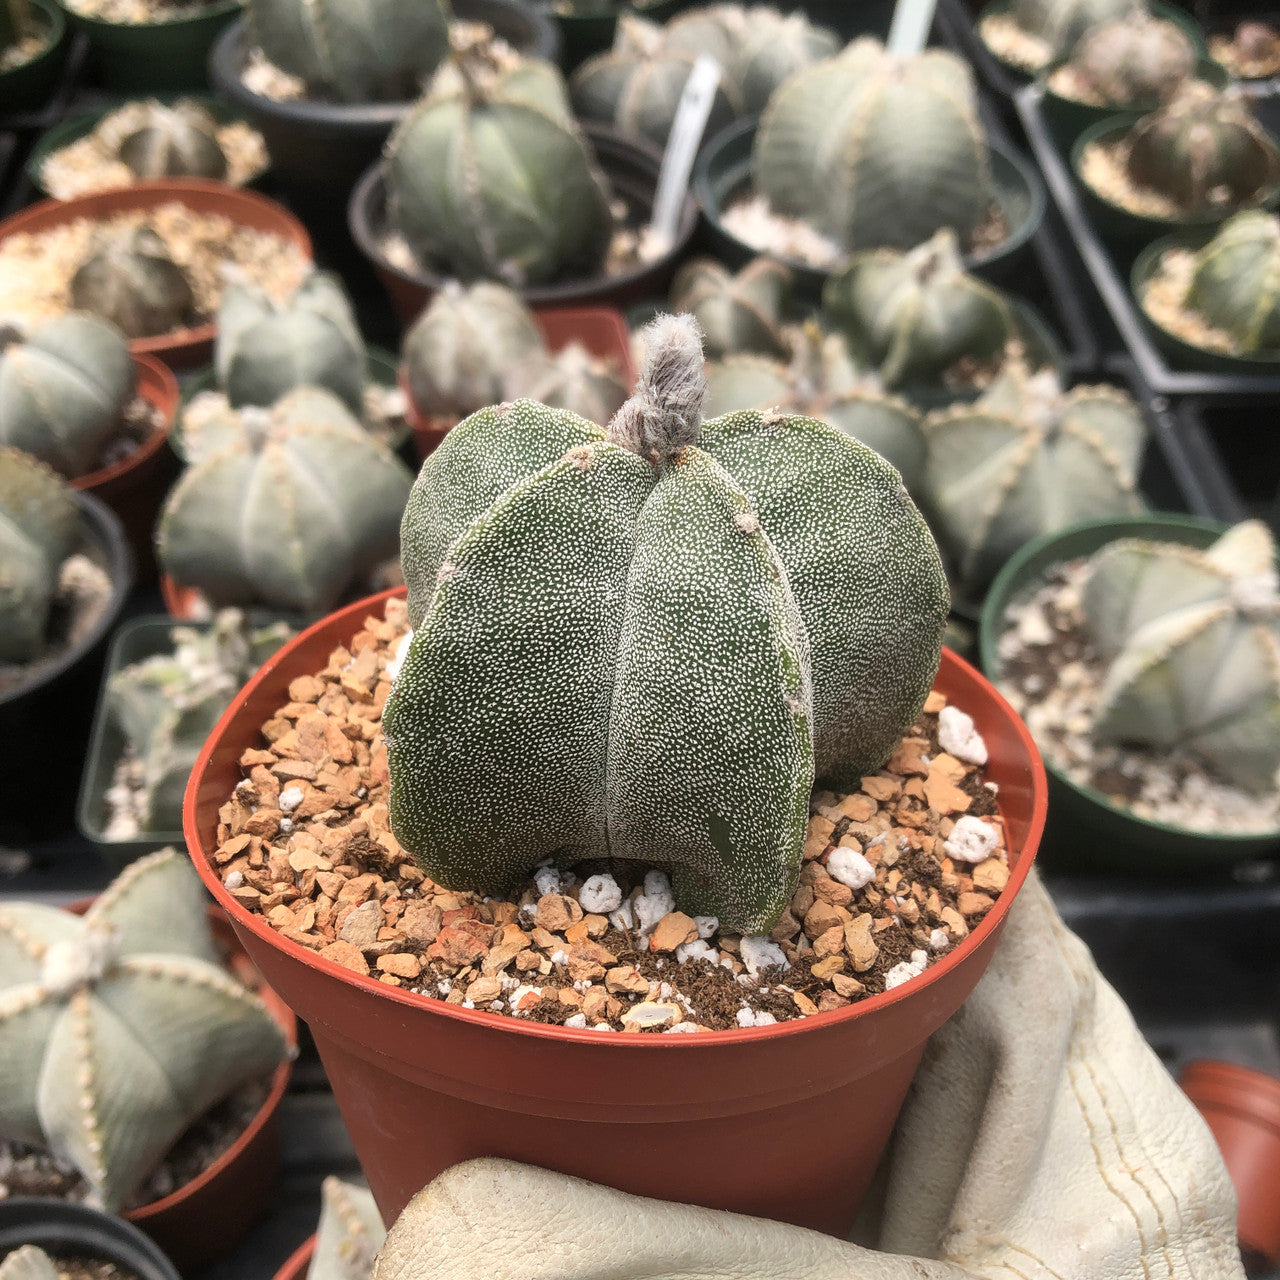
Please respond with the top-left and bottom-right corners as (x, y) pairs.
(1181, 1059), (1280, 1273)
(402, 306), (637, 459)
(0, 181), (312, 369)
(0, 1200), (180, 1280)
(0, 0), (69, 113)
(184, 586), (1047, 1236)
(272, 1235), (315, 1280)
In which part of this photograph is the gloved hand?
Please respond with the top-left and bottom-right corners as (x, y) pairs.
(373, 871), (1245, 1280)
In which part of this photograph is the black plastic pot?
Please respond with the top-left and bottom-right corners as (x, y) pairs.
(0, 1199), (180, 1280)
(0, 0), (69, 113)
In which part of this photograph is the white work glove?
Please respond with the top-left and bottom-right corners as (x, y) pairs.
(373, 871), (1245, 1280)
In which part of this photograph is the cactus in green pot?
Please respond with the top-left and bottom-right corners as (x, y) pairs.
(116, 99), (228, 181)
(669, 257), (792, 360)
(1061, 14), (1196, 106)
(0, 849), (287, 1213)
(384, 314), (948, 931)
(215, 270), (366, 414)
(248, 0), (449, 103)
(310, 1177), (385, 1280)
(753, 39), (993, 254)
(1003, 0), (1143, 67)
(70, 227), (195, 340)
(505, 343), (628, 426)
(0, 314), (135, 478)
(1180, 209), (1280, 354)
(1081, 520), (1280, 791)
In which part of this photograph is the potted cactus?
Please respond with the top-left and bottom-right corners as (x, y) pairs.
(0, 0), (68, 113)
(183, 314), (1046, 1236)
(0, 1202), (180, 1280)
(668, 256), (792, 360)
(270, 1176), (384, 1280)
(1209, 20), (1280, 82)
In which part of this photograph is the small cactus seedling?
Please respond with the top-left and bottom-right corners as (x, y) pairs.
(385, 315), (948, 931)
(0, 448), (80, 664)
(401, 281), (546, 420)
(0, 849), (287, 1212)
(753, 39), (993, 254)
(505, 343), (628, 426)
(70, 226), (194, 340)
(215, 270), (366, 414)
(116, 99), (228, 181)
(1062, 14), (1196, 106)
(156, 387), (413, 613)
(1007, 0), (1142, 64)
(0, 314), (135, 477)
(0, 1247), (59, 1280)
(923, 361), (1147, 597)
(248, 0), (449, 103)
(1081, 520), (1280, 791)
(309, 1176), (385, 1280)
(669, 257), (792, 360)
(1184, 210), (1280, 354)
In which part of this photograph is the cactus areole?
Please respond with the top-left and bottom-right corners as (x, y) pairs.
(384, 316), (949, 932)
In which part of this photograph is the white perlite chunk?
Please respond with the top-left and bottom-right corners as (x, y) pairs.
(740, 935), (788, 977)
(533, 865), (565, 897)
(945, 815), (1001, 864)
(884, 949), (929, 991)
(826, 846), (875, 890)
(563, 1013), (588, 1030)
(675, 939), (717, 965)
(385, 629), (414, 680)
(938, 705), (988, 766)
(736, 1007), (778, 1028)
(579, 873), (622, 914)
(929, 928), (949, 951)
(278, 785), (304, 813)
(694, 915), (718, 939)
(634, 872), (675, 933)
(608, 899), (636, 932)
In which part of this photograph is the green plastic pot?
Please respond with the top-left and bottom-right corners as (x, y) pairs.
(978, 512), (1280, 873)
(57, 0), (241, 91)
(0, 0), (69, 112)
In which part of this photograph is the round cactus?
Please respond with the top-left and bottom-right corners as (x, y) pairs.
(215, 270), (366, 413)
(156, 387), (413, 613)
(820, 389), (928, 496)
(116, 99), (228, 181)
(248, 0), (449, 103)
(669, 256), (792, 360)
(401, 281), (546, 420)
(70, 226), (195, 340)
(1184, 210), (1280, 353)
(385, 315), (948, 931)
(923, 362), (1148, 597)
(1081, 520), (1280, 791)
(701, 352), (798, 418)
(0, 314), (135, 477)
(505, 343), (628, 426)
(754, 39), (993, 254)
(1008, 0), (1142, 64)
(1062, 15), (1195, 106)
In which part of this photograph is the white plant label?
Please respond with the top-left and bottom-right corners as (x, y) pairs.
(649, 54), (722, 251)
(887, 0), (939, 58)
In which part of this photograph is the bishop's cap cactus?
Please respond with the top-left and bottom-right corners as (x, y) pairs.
(1064, 15), (1196, 107)
(669, 256), (792, 361)
(116, 99), (228, 181)
(1184, 209), (1280, 354)
(1006, 0), (1142, 65)
(504, 342), (628, 427)
(70, 226), (194, 340)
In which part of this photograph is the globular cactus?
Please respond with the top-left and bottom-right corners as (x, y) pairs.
(701, 352), (798, 418)
(0, 1247), (59, 1280)
(116, 99), (228, 181)
(248, 0), (449, 103)
(923, 362), (1147, 597)
(822, 230), (1020, 390)
(0, 448), (80, 664)
(1183, 209), (1280, 354)
(156, 387), (414, 613)
(820, 389), (927, 497)
(669, 257), (791, 360)
(0, 314), (135, 477)
(0, 849), (287, 1213)
(215, 270), (366, 414)
(1123, 85), (1280, 215)
(310, 1176), (385, 1280)
(401, 281), (546, 420)
(70, 226), (194, 340)
(1081, 520), (1280, 791)
(386, 53), (614, 288)
(1006, 0), (1142, 65)
(384, 315), (948, 931)
(754, 39), (993, 254)
(504, 343), (628, 426)
(1061, 14), (1195, 106)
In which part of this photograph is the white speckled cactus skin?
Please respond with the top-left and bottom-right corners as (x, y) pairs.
(0, 314), (135, 478)
(386, 316), (947, 931)
(669, 257), (792, 361)
(1186, 210), (1280, 353)
(1011, 0), (1141, 61)
(0, 1246), (60, 1280)
(1081, 521), (1280, 790)
(754, 39), (992, 253)
(310, 1176), (385, 1280)
(0, 849), (286, 1213)
(1067, 15), (1196, 106)
(117, 99), (227, 181)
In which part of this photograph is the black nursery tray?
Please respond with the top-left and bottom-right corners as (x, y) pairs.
(1174, 391), (1280, 528)
(0, 32), (88, 138)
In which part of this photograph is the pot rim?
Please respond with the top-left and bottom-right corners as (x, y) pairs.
(0, 1199), (181, 1280)
(271, 1234), (316, 1280)
(71, 353), (178, 494)
(185, 585), (1047, 1049)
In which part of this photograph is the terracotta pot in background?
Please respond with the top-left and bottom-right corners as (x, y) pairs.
(272, 1236), (316, 1280)
(185, 587), (1047, 1237)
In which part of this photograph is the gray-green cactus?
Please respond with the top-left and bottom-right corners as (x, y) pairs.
(310, 1176), (385, 1280)
(923, 362), (1147, 597)
(1124, 85), (1280, 215)
(401, 281), (546, 420)
(0, 314), (135, 478)
(821, 389), (927, 496)
(505, 342), (628, 426)
(117, 99), (228, 181)
(0, 849), (287, 1213)
(754, 39), (993, 254)
(384, 314), (948, 931)
(701, 352), (798, 418)
(70, 227), (194, 340)
(248, 0), (449, 103)
(1008, 0), (1143, 64)
(669, 257), (791, 360)
(215, 270), (366, 414)
(822, 230), (1021, 391)
(1183, 210), (1280, 354)
(1081, 520), (1280, 790)
(156, 387), (413, 614)
(0, 1246), (59, 1280)
(1063, 14), (1195, 106)
(0, 448), (80, 664)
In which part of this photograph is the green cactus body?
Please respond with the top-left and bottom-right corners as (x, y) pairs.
(726, 8), (840, 116)
(156, 388), (413, 613)
(248, 0), (449, 102)
(1124, 86), (1280, 214)
(0, 448), (80, 664)
(401, 281), (546, 419)
(669, 257), (792, 360)
(0, 314), (135, 477)
(386, 316), (947, 931)
(754, 39), (992, 253)
(1081, 520), (1280, 790)
(505, 343), (628, 426)
(0, 850), (286, 1213)
(215, 270), (366, 414)
(310, 1177), (386, 1280)
(1010, 0), (1142, 62)
(0, 1247), (60, 1280)
(923, 364), (1147, 597)
(820, 388), (927, 496)
(1066, 15), (1195, 106)
(822, 230), (1019, 390)
(661, 5), (742, 66)
(70, 227), (194, 340)
(117, 100), (228, 181)
(701, 353), (798, 418)
(1185, 210), (1280, 353)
